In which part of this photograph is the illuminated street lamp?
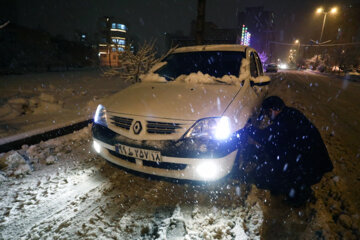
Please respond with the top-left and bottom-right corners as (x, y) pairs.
(316, 7), (324, 14)
(316, 6), (338, 43)
(294, 39), (300, 63)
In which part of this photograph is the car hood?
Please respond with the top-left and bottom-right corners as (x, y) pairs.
(104, 82), (240, 120)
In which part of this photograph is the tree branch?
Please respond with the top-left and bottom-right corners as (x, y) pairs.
(0, 21), (10, 29)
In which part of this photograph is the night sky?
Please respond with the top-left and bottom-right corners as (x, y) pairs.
(3, 0), (352, 51)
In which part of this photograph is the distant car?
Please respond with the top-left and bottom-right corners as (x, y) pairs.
(92, 45), (270, 181)
(266, 63), (278, 72)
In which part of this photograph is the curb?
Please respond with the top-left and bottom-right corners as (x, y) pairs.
(0, 119), (93, 153)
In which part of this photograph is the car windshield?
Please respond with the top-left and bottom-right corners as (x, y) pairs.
(154, 51), (246, 81)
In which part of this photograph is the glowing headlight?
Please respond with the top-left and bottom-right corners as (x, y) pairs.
(279, 63), (288, 69)
(196, 161), (219, 180)
(93, 141), (101, 153)
(94, 104), (107, 127)
(184, 116), (231, 140)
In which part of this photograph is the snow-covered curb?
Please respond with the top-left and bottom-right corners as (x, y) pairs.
(0, 117), (91, 147)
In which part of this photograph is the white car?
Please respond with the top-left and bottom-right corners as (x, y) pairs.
(92, 44), (270, 181)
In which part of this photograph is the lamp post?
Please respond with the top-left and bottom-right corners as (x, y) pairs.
(294, 39), (300, 65)
(316, 7), (337, 43)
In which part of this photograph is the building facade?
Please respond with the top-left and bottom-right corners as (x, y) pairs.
(237, 7), (275, 60)
(98, 17), (127, 67)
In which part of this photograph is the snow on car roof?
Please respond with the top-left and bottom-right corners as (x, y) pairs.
(173, 44), (254, 53)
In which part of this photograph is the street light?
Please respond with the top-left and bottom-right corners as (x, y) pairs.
(316, 6), (338, 43)
(316, 7), (324, 14)
(295, 39), (299, 44)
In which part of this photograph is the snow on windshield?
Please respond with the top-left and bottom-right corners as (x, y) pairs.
(141, 58), (250, 85)
(140, 72), (167, 82)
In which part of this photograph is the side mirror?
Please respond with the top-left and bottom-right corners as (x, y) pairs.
(251, 75), (271, 86)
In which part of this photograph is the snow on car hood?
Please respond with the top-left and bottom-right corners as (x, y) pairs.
(104, 82), (240, 120)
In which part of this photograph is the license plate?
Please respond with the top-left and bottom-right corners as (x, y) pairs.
(115, 144), (162, 162)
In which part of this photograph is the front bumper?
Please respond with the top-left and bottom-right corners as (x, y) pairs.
(92, 124), (244, 181)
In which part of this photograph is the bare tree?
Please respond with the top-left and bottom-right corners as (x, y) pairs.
(104, 41), (177, 82)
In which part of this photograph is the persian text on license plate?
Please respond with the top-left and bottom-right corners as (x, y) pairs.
(115, 144), (162, 162)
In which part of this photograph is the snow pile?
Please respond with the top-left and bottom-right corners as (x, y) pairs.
(0, 93), (64, 119)
(32, 93), (64, 114)
(151, 197), (262, 240)
(140, 73), (167, 83)
(45, 155), (56, 165)
(303, 174), (360, 239)
(140, 58), (251, 86)
(0, 126), (91, 178)
(0, 151), (31, 176)
(25, 126), (91, 164)
(184, 206), (250, 240)
(140, 71), (243, 85)
(182, 71), (218, 84)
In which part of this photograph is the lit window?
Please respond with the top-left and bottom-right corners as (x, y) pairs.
(112, 48), (116, 52)
(117, 24), (126, 30)
(119, 40), (125, 45)
(118, 47), (124, 51)
(112, 23), (116, 29)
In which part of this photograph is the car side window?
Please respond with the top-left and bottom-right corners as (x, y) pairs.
(254, 53), (264, 75)
(250, 52), (258, 78)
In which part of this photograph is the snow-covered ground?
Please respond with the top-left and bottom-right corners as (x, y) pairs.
(0, 126), (263, 240)
(0, 69), (130, 140)
(0, 70), (359, 239)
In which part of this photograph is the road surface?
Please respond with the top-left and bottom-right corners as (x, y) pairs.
(0, 70), (359, 239)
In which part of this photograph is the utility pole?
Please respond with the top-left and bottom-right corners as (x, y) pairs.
(319, 12), (327, 44)
(195, 0), (206, 45)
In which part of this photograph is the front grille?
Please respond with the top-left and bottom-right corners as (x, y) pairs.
(146, 121), (182, 134)
(108, 150), (187, 170)
(109, 115), (133, 130)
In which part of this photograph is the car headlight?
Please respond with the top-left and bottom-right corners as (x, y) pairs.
(279, 63), (288, 69)
(93, 140), (101, 153)
(196, 161), (219, 180)
(184, 116), (231, 140)
(94, 104), (107, 127)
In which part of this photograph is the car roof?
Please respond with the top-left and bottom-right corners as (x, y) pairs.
(173, 44), (256, 54)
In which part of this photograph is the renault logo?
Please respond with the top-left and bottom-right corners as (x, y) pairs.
(133, 121), (142, 134)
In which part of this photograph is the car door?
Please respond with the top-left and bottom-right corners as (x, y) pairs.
(254, 52), (264, 76)
(222, 50), (264, 132)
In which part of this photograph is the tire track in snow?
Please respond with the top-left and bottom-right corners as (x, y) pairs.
(1, 170), (108, 240)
